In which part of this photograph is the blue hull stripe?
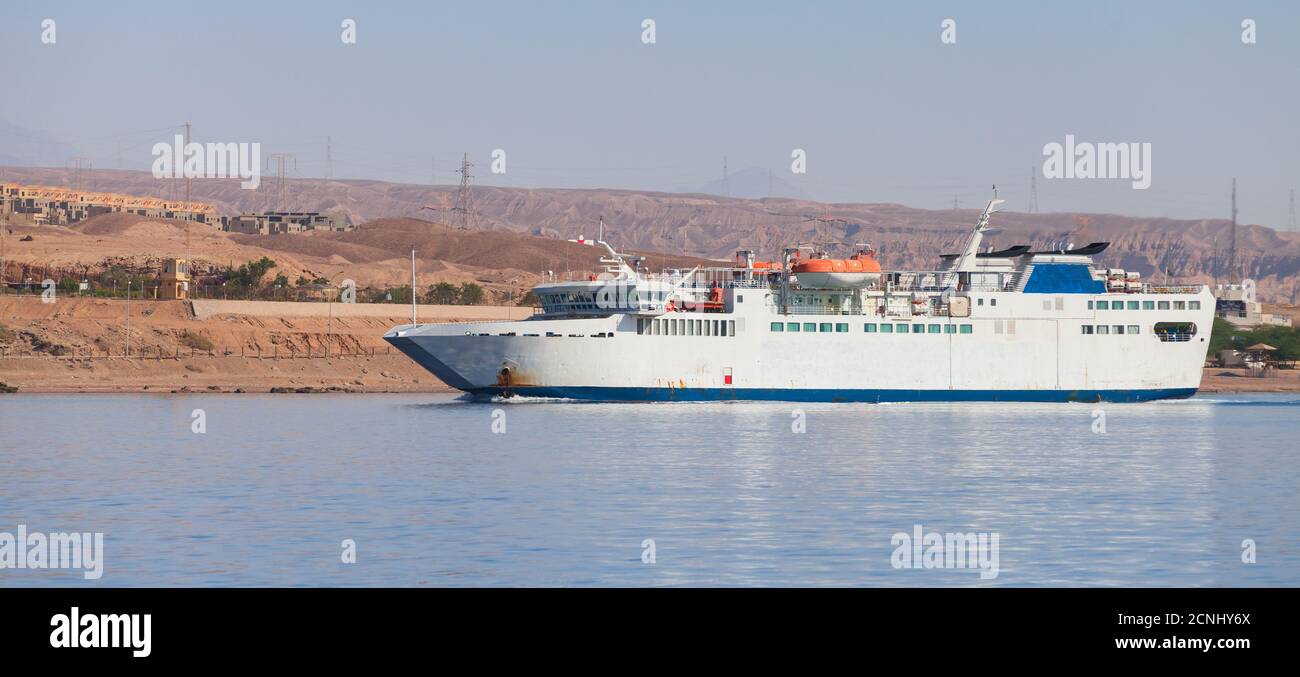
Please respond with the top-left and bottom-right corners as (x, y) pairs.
(469, 386), (1198, 403)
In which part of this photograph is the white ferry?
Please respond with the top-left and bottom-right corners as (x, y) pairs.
(384, 197), (1213, 402)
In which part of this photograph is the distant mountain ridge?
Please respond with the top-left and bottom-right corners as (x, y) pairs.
(3, 166), (1298, 303)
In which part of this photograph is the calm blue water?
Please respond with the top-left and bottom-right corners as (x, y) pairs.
(1, 393), (1296, 587)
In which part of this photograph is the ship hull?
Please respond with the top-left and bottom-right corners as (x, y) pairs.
(385, 286), (1214, 404)
(460, 385), (1197, 403)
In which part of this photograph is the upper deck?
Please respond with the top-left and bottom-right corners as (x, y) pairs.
(530, 196), (1205, 320)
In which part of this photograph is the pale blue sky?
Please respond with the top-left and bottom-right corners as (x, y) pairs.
(3, 0), (1298, 228)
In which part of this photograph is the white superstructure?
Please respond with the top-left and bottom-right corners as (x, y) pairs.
(385, 198), (1213, 402)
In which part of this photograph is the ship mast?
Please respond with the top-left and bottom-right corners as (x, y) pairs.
(950, 188), (1005, 275)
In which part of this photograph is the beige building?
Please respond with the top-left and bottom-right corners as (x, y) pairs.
(158, 258), (191, 300)
(220, 211), (351, 235)
(0, 183), (218, 226)
(1214, 282), (1292, 328)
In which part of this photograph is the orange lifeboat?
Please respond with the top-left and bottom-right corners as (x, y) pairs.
(792, 249), (882, 289)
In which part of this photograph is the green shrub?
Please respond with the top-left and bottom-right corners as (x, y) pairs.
(179, 330), (214, 351)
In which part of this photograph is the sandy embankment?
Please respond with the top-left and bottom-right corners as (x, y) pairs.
(0, 297), (531, 393)
(3, 296), (1297, 394)
(1198, 367), (1300, 394)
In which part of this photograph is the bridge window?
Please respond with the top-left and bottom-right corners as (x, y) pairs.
(787, 322), (800, 332)
(803, 323), (816, 332)
(1128, 325), (1140, 334)
(1127, 301), (1139, 310)
(1114, 325), (1125, 335)
(896, 324), (909, 333)
(819, 323), (832, 333)
(1158, 301), (1170, 310)
(1096, 300), (1108, 310)
(1097, 325), (1110, 335)
(728, 320), (735, 336)
(960, 324), (972, 334)
(835, 323), (849, 333)
(1173, 301), (1185, 310)
(864, 323), (877, 333)
(928, 324), (941, 333)
(945, 324), (957, 334)
(1189, 300), (1201, 310)
(880, 323), (894, 333)
(770, 322), (783, 332)
(1081, 325), (1094, 335)
(1143, 300), (1154, 310)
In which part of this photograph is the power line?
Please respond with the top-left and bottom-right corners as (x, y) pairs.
(185, 121), (192, 258)
(266, 154), (297, 211)
(1028, 166), (1039, 213)
(1228, 177), (1238, 282)
(65, 156), (92, 191)
(453, 153), (476, 229)
(1289, 188), (1296, 232)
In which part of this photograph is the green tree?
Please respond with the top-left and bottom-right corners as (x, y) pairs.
(457, 282), (485, 305)
(224, 256), (278, 287)
(383, 286), (415, 304)
(427, 282), (458, 304)
(1208, 317), (1300, 363)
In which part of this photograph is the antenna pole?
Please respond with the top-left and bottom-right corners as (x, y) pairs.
(1029, 167), (1039, 213)
(1229, 178), (1238, 283)
(411, 248), (418, 328)
(1289, 188), (1296, 232)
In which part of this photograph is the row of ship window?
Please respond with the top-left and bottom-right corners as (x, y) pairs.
(1081, 325), (1141, 335)
(636, 318), (736, 336)
(771, 322), (975, 334)
(1091, 299), (1200, 310)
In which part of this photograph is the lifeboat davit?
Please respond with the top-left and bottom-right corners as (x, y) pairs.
(792, 250), (882, 289)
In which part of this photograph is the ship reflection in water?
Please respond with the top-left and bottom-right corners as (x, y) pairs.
(0, 393), (1294, 586)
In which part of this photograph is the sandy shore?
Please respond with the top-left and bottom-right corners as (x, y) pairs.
(1198, 367), (1300, 394)
(3, 296), (1297, 395)
(0, 296), (520, 393)
(0, 353), (453, 394)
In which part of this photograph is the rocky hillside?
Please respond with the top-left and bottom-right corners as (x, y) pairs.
(5, 166), (1299, 302)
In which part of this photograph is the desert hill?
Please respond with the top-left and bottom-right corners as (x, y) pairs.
(0, 211), (713, 297)
(4, 166), (1299, 302)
